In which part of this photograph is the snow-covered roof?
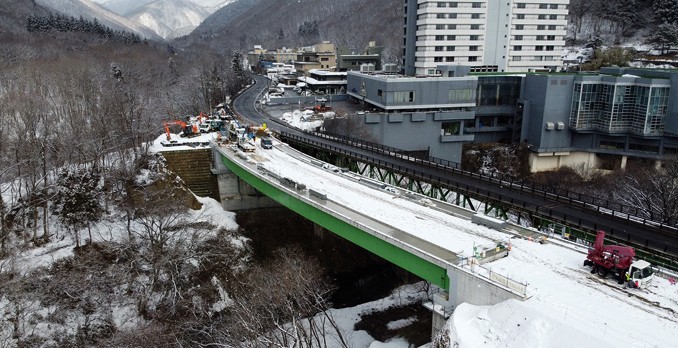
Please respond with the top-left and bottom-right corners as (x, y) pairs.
(298, 76), (347, 85)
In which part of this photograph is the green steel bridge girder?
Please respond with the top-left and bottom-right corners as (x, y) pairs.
(219, 153), (451, 291)
(354, 161), (492, 214)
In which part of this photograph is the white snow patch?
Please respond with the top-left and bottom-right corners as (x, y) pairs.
(386, 316), (417, 331)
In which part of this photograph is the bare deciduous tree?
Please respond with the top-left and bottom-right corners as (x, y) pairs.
(615, 159), (678, 225)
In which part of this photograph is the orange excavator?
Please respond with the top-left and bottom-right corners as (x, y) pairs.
(164, 121), (199, 140)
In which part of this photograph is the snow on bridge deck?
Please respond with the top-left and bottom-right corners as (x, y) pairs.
(212, 137), (678, 347)
(244, 140), (511, 264)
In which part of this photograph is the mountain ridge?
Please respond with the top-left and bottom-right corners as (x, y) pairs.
(35, 0), (162, 40)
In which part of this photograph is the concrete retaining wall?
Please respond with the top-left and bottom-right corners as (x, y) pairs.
(160, 149), (219, 200)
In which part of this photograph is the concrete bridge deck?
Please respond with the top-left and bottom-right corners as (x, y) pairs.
(212, 139), (528, 319)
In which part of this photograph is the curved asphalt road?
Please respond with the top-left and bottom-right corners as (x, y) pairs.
(233, 75), (678, 258)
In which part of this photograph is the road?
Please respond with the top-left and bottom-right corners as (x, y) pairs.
(231, 75), (678, 259)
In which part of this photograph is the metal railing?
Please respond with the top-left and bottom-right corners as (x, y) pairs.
(279, 131), (678, 258)
(306, 131), (678, 232)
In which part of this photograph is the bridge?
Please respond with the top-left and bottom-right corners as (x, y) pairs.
(211, 138), (530, 335)
(234, 75), (678, 270)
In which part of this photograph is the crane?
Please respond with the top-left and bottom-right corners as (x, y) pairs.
(164, 121), (199, 140)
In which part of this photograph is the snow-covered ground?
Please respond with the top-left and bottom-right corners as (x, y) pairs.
(229, 139), (678, 347)
(4, 134), (677, 347)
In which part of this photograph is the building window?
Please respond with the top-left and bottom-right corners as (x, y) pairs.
(550, 14), (557, 20)
(448, 24), (457, 29)
(536, 35), (544, 40)
(434, 57), (444, 62)
(437, 2), (446, 7)
(538, 14), (546, 20)
(446, 46), (455, 51)
(547, 35), (555, 40)
(468, 56), (478, 62)
(515, 35), (523, 40)
(442, 121), (461, 136)
(449, 88), (475, 102)
(514, 45), (522, 51)
(448, 35), (456, 40)
(472, 2), (481, 8)
(537, 25), (546, 30)
(470, 35), (479, 40)
(435, 46), (444, 51)
(546, 46), (554, 51)
(536, 45), (544, 51)
(470, 24), (480, 30)
(548, 25), (556, 30)
(470, 46), (478, 51)
(449, 2), (458, 7)
(516, 14), (525, 19)
(516, 24), (524, 30)
(437, 13), (446, 19)
(436, 35), (445, 41)
(393, 91), (415, 103)
(513, 56), (522, 61)
(436, 24), (446, 29)
(539, 4), (547, 9)
(449, 13), (457, 19)
(446, 56), (455, 62)
(517, 3), (525, 8)
(471, 13), (480, 19)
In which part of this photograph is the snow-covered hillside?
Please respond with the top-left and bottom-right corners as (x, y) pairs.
(93, 0), (156, 15)
(126, 0), (211, 39)
(93, 0), (237, 39)
(35, 0), (161, 40)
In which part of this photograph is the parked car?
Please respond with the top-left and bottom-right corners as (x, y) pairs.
(261, 137), (273, 149)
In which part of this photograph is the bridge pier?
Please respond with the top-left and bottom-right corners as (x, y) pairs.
(430, 292), (454, 339)
(212, 147), (279, 211)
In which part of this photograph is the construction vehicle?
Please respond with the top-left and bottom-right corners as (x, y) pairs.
(237, 136), (256, 152)
(583, 230), (654, 288)
(164, 121), (199, 140)
(228, 120), (246, 142)
(313, 98), (332, 113)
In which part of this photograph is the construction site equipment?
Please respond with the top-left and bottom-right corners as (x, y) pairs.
(164, 121), (199, 140)
(583, 230), (654, 288)
(313, 98), (332, 112)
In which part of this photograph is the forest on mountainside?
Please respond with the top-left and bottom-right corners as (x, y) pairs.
(1, 0), (678, 346)
(175, 0), (404, 63)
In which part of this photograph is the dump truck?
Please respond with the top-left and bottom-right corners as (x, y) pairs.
(583, 230), (654, 288)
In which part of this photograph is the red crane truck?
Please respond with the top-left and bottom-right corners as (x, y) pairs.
(583, 230), (654, 288)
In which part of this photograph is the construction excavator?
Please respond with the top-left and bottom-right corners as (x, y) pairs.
(164, 120), (199, 140)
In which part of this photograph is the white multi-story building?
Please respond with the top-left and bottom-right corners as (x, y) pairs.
(403, 0), (569, 75)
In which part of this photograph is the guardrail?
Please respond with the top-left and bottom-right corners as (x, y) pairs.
(305, 131), (678, 234)
(279, 131), (678, 260)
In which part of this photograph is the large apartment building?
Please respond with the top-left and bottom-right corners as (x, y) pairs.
(403, 0), (569, 75)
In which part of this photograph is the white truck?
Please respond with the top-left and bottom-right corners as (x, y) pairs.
(237, 135), (256, 152)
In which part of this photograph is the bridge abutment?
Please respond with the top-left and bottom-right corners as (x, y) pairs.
(212, 147), (280, 211)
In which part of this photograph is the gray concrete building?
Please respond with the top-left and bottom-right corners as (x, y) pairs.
(347, 66), (476, 163)
(347, 66), (678, 172)
(337, 42), (383, 72)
